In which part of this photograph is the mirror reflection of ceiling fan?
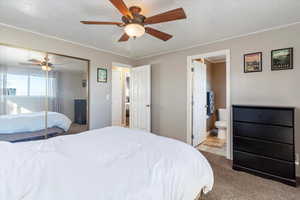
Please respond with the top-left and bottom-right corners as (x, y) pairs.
(80, 0), (187, 42)
(20, 55), (72, 71)
(20, 55), (53, 71)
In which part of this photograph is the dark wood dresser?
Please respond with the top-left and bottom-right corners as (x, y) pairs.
(74, 99), (87, 125)
(232, 105), (296, 186)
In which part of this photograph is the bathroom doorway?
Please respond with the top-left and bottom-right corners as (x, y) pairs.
(111, 63), (131, 128)
(187, 49), (231, 159)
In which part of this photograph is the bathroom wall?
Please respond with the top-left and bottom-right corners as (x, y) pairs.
(211, 62), (227, 118)
(206, 61), (227, 131)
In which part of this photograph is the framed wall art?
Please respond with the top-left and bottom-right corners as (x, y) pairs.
(244, 52), (262, 73)
(271, 48), (293, 71)
(97, 68), (108, 83)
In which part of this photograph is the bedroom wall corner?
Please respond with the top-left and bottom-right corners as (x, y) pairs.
(134, 23), (300, 176)
(0, 24), (135, 130)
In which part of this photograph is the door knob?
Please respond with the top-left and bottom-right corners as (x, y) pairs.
(146, 105), (151, 107)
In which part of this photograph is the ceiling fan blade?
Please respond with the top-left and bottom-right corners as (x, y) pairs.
(19, 62), (40, 66)
(118, 33), (130, 42)
(28, 59), (42, 64)
(145, 27), (173, 41)
(144, 8), (186, 25)
(80, 21), (123, 26)
(109, 0), (133, 19)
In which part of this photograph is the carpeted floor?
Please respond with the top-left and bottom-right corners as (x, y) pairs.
(201, 151), (300, 200)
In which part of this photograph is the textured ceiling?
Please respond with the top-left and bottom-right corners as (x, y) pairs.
(1, 0), (300, 59)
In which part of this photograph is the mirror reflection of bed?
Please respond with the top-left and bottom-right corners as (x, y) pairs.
(0, 45), (89, 142)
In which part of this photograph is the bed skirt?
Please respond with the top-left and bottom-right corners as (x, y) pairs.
(0, 127), (65, 143)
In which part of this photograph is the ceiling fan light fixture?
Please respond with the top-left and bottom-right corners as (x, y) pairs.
(124, 23), (145, 38)
(41, 65), (52, 71)
(80, 1), (187, 42)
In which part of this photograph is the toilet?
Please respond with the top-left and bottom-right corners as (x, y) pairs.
(215, 109), (227, 140)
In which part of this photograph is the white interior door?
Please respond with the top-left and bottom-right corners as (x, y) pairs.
(130, 65), (151, 131)
(111, 70), (123, 126)
(192, 61), (207, 146)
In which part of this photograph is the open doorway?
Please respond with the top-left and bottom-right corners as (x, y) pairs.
(197, 57), (227, 157)
(111, 63), (131, 128)
(187, 49), (231, 159)
(112, 64), (151, 131)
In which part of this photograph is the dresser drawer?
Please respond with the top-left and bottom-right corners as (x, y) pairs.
(233, 107), (293, 126)
(233, 136), (294, 161)
(233, 151), (295, 179)
(233, 122), (293, 144)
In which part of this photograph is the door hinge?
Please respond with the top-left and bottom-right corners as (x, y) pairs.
(191, 134), (194, 140)
(191, 67), (194, 72)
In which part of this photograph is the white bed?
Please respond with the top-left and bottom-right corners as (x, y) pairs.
(0, 126), (213, 200)
(0, 112), (72, 134)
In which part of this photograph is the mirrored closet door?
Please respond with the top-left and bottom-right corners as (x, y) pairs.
(46, 53), (89, 135)
(0, 44), (89, 142)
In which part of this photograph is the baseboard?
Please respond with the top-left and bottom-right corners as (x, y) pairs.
(233, 164), (297, 187)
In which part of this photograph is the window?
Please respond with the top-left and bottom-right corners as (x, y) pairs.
(6, 74), (28, 96)
(30, 75), (46, 96)
(6, 72), (56, 97)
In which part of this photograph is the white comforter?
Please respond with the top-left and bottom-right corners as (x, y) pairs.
(0, 127), (214, 200)
(0, 112), (72, 134)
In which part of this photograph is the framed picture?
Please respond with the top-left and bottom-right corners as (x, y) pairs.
(271, 48), (293, 71)
(244, 52), (262, 73)
(97, 68), (107, 83)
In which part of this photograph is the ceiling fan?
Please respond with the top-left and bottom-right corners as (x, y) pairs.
(80, 0), (187, 42)
(20, 55), (54, 71)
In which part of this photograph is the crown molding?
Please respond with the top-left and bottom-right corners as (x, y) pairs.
(134, 21), (300, 60)
(1, 21), (300, 61)
(0, 22), (131, 59)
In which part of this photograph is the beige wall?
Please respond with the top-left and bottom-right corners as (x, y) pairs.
(212, 62), (226, 113)
(134, 24), (300, 175)
(207, 62), (227, 131)
(0, 24), (134, 129)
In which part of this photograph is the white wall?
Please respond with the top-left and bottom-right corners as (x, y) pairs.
(0, 24), (134, 129)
